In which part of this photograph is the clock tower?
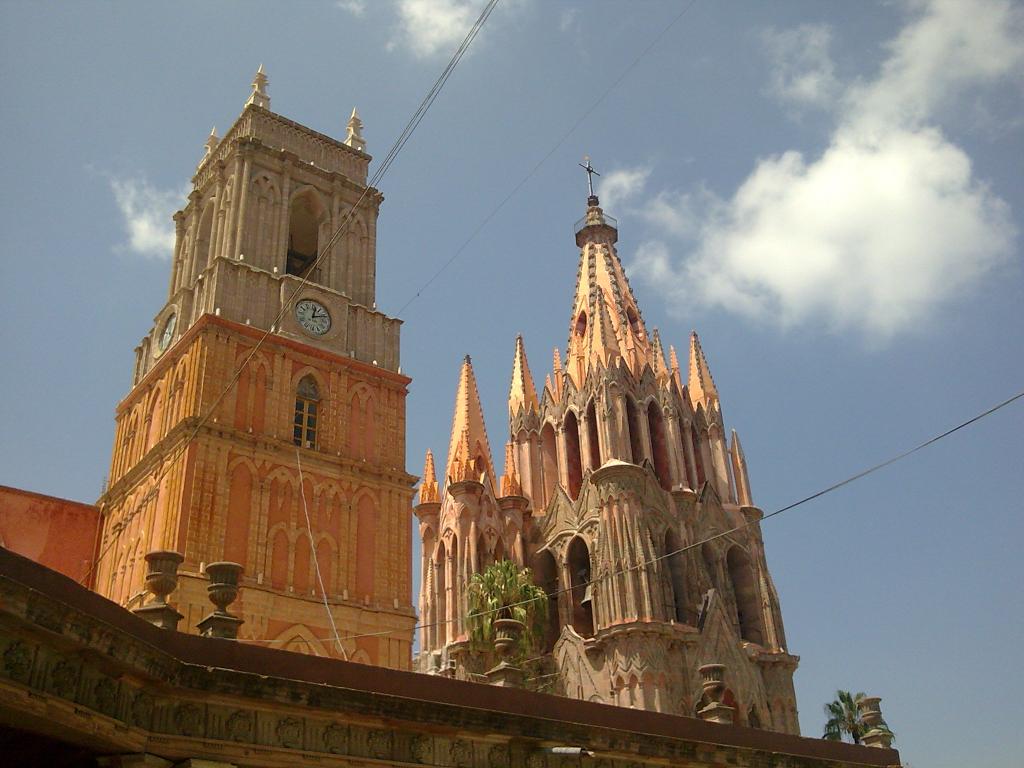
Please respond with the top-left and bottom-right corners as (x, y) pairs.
(95, 68), (416, 667)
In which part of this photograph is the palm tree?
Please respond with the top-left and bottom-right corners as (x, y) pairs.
(823, 690), (874, 743)
(466, 559), (548, 659)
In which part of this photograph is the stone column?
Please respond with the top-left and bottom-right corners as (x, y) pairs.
(169, 211), (185, 296)
(276, 162), (293, 271)
(663, 409), (686, 488)
(233, 147), (253, 259)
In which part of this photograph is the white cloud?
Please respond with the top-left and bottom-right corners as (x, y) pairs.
(598, 167), (649, 212)
(559, 8), (579, 33)
(109, 177), (185, 260)
(336, 0), (367, 16)
(392, 0), (485, 58)
(628, 0), (1023, 340)
(762, 24), (840, 108)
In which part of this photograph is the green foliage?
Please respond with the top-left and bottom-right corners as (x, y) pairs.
(822, 690), (893, 744)
(466, 559), (548, 659)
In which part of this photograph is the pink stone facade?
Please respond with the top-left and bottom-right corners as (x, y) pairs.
(416, 196), (800, 732)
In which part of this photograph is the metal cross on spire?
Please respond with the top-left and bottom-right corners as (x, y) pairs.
(579, 155), (600, 199)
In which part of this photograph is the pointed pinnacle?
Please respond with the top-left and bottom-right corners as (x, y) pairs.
(508, 334), (539, 417)
(688, 330), (719, 407)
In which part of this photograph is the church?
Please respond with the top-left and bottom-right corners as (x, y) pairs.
(0, 69), (899, 767)
(415, 172), (799, 731)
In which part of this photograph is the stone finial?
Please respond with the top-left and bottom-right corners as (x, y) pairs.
(688, 331), (719, 409)
(345, 107), (366, 152)
(500, 442), (521, 497)
(133, 550), (184, 630)
(444, 356), (496, 490)
(858, 696), (894, 749)
(669, 344), (683, 392)
(197, 561), (245, 639)
(419, 449), (439, 504)
(697, 663), (735, 725)
(203, 126), (220, 160)
(246, 64), (270, 110)
(508, 334), (539, 418)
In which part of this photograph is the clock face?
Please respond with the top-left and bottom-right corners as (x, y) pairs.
(295, 299), (331, 336)
(158, 314), (176, 352)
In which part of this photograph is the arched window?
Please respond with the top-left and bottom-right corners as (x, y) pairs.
(534, 550), (560, 652)
(434, 540), (447, 647)
(540, 423), (558, 506)
(625, 397), (644, 464)
(567, 537), (594, 637)
(664, 529), (688, 623)
(574, 311), (587, 337)
(287, 191), (325, 280)
(586, 399), (601, 470)
(727, 546), (765, 645)
(194, 203), (214, 281)
(294, 375), (320, 448)
(564, 411), (583, 499)
(691, 423), (706, 488)
(647, 401), (671, 490)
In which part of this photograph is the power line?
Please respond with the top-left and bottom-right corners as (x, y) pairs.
(394, 0), (700, 317)
(333, 386), (1024, 644)
(82, 0), (502, 586)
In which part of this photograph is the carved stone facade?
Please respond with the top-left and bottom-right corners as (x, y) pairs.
(93, 69), (415, 667)
(416, 194), (800, 730)
(0, 547), (900, 767)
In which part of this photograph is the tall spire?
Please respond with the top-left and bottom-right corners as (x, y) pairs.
(444, 355), (496, 490)
(688, 331), (719, 409)
(246, 64), (270, 110)
(345, 107), (366, 152)
(419, 449), (439, 503)
(566, 185), (653, 386)
(730, 429), (752, 507)
(508, 335), (539, 419)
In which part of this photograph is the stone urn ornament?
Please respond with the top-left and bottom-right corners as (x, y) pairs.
(132, 550), (185, 630)
(857, 696), (894, 749)
(197, 561), (245, 639)
(697, 663), (735, 725)
(492, 617), (525, 662)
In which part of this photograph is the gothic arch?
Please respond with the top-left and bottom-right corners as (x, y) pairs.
(540, 422), (558, 507)
(564, 410), (583, 499)
(271, 624), (330, 657)
(646, 400), (672, 490)
(566, 536), (594, 637)
(664, 528), (688, 623)
(193, 200), (215, 281)
(625, 396), (644, 465)
(585, 398), (601, 470)
(726, 545), (765, 645)
(287, 186), (328, 277)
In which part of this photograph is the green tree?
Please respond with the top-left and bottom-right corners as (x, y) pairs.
(822, 690), (892, 743)
(466, 559), (548, 659)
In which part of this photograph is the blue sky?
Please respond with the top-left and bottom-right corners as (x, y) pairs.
(1, 2), (1022, 765)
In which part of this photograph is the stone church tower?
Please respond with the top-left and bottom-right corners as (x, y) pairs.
(416, 191), (800, 730)
(94, 68), (416, 668)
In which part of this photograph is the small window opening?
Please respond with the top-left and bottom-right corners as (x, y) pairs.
(293, 375), (320, 449)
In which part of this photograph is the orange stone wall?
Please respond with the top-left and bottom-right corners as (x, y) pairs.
(95, 315), (415, 668)
(0, 485), (99, 584)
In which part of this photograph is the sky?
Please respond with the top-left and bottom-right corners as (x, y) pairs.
(1, 1), (1022, 765)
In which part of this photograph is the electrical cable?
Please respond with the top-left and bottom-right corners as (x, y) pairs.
(394, 0), (700, 317)
(295, 444), (348, 659)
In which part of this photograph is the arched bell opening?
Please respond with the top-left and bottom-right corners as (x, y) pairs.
(533, 549), (560, 652)
(726, 545), (765, 645)
(567, 537), (594, 637)
(564, 410), (583, 499)
(647, 401), (672, 490)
